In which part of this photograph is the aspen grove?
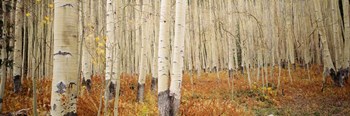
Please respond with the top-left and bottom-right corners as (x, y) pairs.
(0, 0), (349, 115)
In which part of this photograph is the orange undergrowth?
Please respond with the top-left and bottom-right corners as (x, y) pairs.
(1, 65), (350, 115)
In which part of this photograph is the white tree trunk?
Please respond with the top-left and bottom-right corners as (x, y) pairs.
(286, 0), (294, 84)
(137, 0), (152, 102)
(169, 0), (187, 115)
(151, 0), (160, 92)
(331, 0), (341, 69)
(0, 0), (9, 111)
(104, 0), (117, 115)
(343, 0), (350, 70)
(82, 0), (93, 91)
(113, 0), (122, 115)
(313, 0), (337, 89)
(13, 0), (23, 93)
(157, 0), (172, 115)
(50, 0), (80, 115)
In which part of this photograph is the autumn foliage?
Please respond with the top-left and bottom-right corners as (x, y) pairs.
(2, 65), (350, 115)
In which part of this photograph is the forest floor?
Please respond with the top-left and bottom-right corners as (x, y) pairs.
(2, 65), (350, 116)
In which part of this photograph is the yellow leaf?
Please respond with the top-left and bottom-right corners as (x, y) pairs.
(267, 87), (272, 91)
(36, 0), (41, 2)
(44, 16), (49, 21)
(48, 4), (54, 8)
(26, 13), (31, 17)
(252, 85), (257, 89)
(98, 43), (104, 47)
(95, 37), (100, 42)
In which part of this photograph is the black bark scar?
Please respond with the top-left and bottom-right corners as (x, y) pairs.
(54, 51), (72, 57)
(60, 4), (74, 8)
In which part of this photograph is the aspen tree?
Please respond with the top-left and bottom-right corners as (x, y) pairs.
(209, 0), (218, 73)
(0, 0), (9, 111)
(187, 0), (197, 95)
(244, 0), (252, 89)
(44, 0), (54, 78)
(47, 0), (54, 77)
(301, 0), (312, 80)
(20, 0), (26, 77)
(286, 0), (294, 83)
(237, 0), (246, 74)
(50, 0), (80, 115)
(157, 0), (171, 115)
(272, 0), (281, 87)
(169, 0), (187, 114)
(82, 0), (93, 90)
(113, 0), (122, 115)
(134, 0), (141, 74)
(232, 0), (239, 72)
(27, 0), (33, 79)
(333, 0), (346, 77)
(343, 0), (350, 71)
(137, 0), (150, 102)
(30, 0), (38, 79)
(193, 0), (201, 78)
(312, 0), (337, 90)
(151, 0), (160, 92)
(269, 0), (276, 81)
(137, 0), (152, 102)
(94, 0), (104, 75)
(13, 0), (23, 93)
(104, 0), (117, 114)
(331, 0), (341, 70)
(227, 0), (235, 80)
(225, 0), (238, 98)
(7, 0), (14, 78)
(256, 0), (263, 82)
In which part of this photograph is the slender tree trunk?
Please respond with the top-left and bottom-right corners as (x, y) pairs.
(151, 0), (160, 92)
(169, 0), (187, 115)
(331, 0), (341, 70)
(157, 0), (171, 115)
(343, 0), (350, 72)
(50, 0), (80, 115)
(137, 0), (152, 102)
(13, 0), (23, 93)
(134, 0), (141, 74)
(286, 0), (294, 83)
(104, 0), (117, 115)
(0, 0), (9, 111)
(113, 0), (122, 115)
(313, 0), (336, 90)
(81, 0), (93, 91)
(7, 0), (14, 80)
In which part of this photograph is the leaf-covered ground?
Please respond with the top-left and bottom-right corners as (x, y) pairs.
(2, 65), (350, 115)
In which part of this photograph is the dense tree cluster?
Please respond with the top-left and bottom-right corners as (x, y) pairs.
(0, 0), (349, 115)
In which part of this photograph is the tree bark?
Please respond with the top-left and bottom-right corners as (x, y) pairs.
(13, 0), (23, 93)
(0, 0), (9, 111)
(169, 0), (187, 115)
(50, 0), (80, 115)
(104, 0), (117, 115)
(81, 0), (93, 91)
(313, 0), (337, 89)
(343, 0), (350, 70)
(157, 0), (171, 115)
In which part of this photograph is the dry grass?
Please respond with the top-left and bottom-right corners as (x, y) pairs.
(2, 65), (350, 115)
